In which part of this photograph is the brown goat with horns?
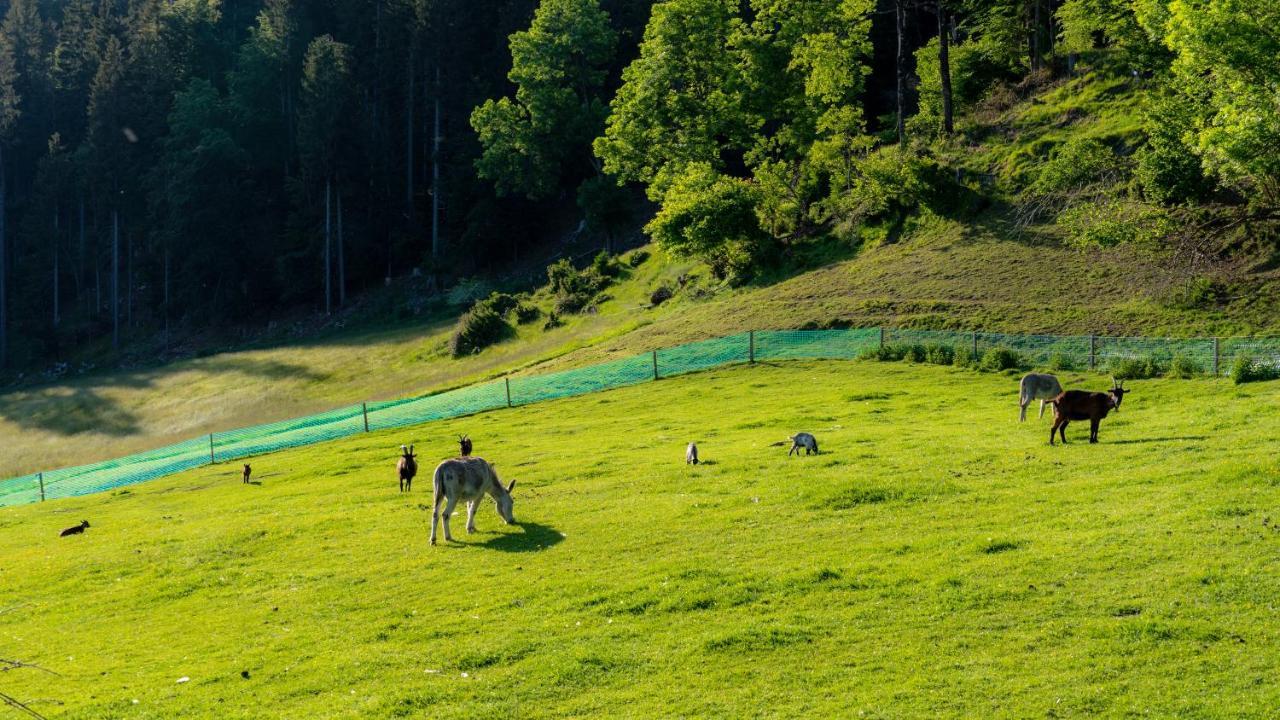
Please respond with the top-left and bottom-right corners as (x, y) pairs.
(1048, 379), (1127, 445)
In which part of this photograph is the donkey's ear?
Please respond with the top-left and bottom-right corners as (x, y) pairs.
(507, 479), (516, 493)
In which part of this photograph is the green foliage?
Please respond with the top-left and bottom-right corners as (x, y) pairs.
(1231, 355), (1280, 385)
(449, 294), (514, 357)
(1167, 355), (1203, 379)
(980, 346), (1024, 372)
(1165, 0), (1280, 205)
(924, 343), (956, 366)
(1110, 355), (1166, 380)
(645, 163), (771, 279)
(298, 35), (356, 180)
(953, 344), (979, 369)
(1048, 353), (1077, 372)
(514, 303), (542, 325)
(1057, 199), (1171, 250)
(820, 146), (935, 231)
(1136, 92), (1212, 205)
(471, 0), (617, 199)
(1032, 138), (1126, 194)
(547, 257), (615, 314)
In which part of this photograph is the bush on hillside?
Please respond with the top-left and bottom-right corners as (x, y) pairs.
(450, 293), (513, 357)
(547, 256), (616, 315)
(1166, 354), (1203, 379)
(924, 343), (956, 366)
(514, 303), (541, 324)
(1231, 355), (1280, 385)
(1048, 352), (1077, 371)
(980, 346), (1024, 372)
(953, 345), (979, 369)
(1109, 355), (1166, 380)
(1033, 138), (1127, 194)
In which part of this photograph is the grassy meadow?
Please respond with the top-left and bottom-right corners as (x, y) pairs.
(2, 359), (1279, 718)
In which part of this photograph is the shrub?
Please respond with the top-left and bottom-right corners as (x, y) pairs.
(1167, 355), (1203, 379)
(485, 292), (519, 316)
(902, 344), (928, 363)
(628, 250), (650, 267)
(547, 258), (614, 315)
(859, 344), (908, 362)
(1048, 352), (1077, 372)
(1032, 138), (1126, 194)
(980, 346), (1024, 372)
(1110, 355), (1166, 380)
(1231, 355), (1280, 385)
(650, 286), (674, 306)
(924, 343), (955, 366)
(1057, 199), (1172, 250)
(450, 299), (511, 357)
(645, 162), (771, 280)
(953, 345), (979, 369)
(591, 251), (621, 279)
(514, 303), (541, 324)
(542, 311), (563, 331)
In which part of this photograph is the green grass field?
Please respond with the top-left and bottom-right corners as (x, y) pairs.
(3, 359), (1279, 718)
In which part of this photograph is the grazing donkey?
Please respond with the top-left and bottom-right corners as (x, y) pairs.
(788, 433), (819, 456)
(1049, 379), (1128, 445)
(397, 445), (418, 492)
(1019, 373), (1064, 421)
(60, 520), (90, 537)
(686, 442), (699, 465)
(430, 457), (516, 545)
(242, 464), (252, 484)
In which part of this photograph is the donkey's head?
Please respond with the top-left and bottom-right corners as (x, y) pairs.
(494, 479), (516, 525)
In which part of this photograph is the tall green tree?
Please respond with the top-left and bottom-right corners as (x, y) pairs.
(471, 0), (618, 200)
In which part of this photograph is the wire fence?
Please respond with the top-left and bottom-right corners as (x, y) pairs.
(3, 327), (1279, 509)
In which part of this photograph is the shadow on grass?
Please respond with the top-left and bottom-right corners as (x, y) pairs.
(477, 521), (565, 553)
(1108, 436), (1209, 445)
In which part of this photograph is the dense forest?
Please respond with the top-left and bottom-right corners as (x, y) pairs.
(0, 0), (1275, 371)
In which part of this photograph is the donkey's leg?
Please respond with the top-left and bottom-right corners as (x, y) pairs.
(1038, 400), (1047, 419)
(430, 490), (443, 545)
(466, 500), (479, 534)
(441, 495), (459, 542)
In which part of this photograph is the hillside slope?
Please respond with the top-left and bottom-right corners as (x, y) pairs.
(2, 361), (1279, 718)
(3, 66), (1278, 479)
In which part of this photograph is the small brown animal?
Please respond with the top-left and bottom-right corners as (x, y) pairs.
(397, 444), (418, 492)
(1049, 379), (1128, 445)
(686, 442), (699, 465)
(60, 520), (90, 537)
(242, 464), (252, 484)
(458, 434), (473, 457)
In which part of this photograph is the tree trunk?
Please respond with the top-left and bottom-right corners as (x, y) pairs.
(938, 0), (954, 134)
(78, 197), (85, 317)
(337, 190), (346, 307)
(53, 207), (60, 327)
(112, 209), (119, 350)
(0, 145), (6, 369)
(126, 231), (133, 328)
(164, 242), (170, 347)
(431, 66), (442, 262)
(324, 177), (332, 315)
(1031, 0), (1041, 72)
(406, 49), (415, 210)
(895, 0), (907, 145)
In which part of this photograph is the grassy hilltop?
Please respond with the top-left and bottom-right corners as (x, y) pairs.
(2, 359), (1279, 718)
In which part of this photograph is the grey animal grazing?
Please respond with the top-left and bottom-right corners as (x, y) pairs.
(397, 445), (418, 492)
(60, 520), (90, 537)
(686, 442), (699, 465)
(430, 457), (516, 545)
(788, 432), (819, 456)
(1019, 373), (1064, 421)
(242, 464), (252, 484)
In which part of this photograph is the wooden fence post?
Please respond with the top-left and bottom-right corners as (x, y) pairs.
(1089, 335), (1097, 370)
(879, 327), (885, 348)
(652, 350), (659, 380)
(38, 472), (45, 502)
(1213, 337), (1220, 376)
(209, 433), (216, 464)
(749, 330), (755, 364)
(505, 377), (513, 408)
(362, 402), (370, 432)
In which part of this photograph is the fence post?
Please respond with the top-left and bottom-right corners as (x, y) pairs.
(1089, 335), (1097, 370)
(749, 330), (755, 364)
(362, 402), (370, 432)
(652, 350), (659, 380)
(209, 433), (216, 464)
(972, 331), (978, 358)
(505, 377), (513, 408)
(879, 327), (885, 348)
(38, 472), (45, 502)
(1213, 337), (1220, 377)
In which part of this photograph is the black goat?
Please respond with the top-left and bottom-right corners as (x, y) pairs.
(1049, 380), (1128, 445)
(242, 464), (252, 484)
(397, 445), (418, 492)
(60, 520), (90, 537)
(458, 434), (473, 457)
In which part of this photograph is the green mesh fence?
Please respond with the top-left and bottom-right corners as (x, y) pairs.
(3, 327), (1280, 509)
